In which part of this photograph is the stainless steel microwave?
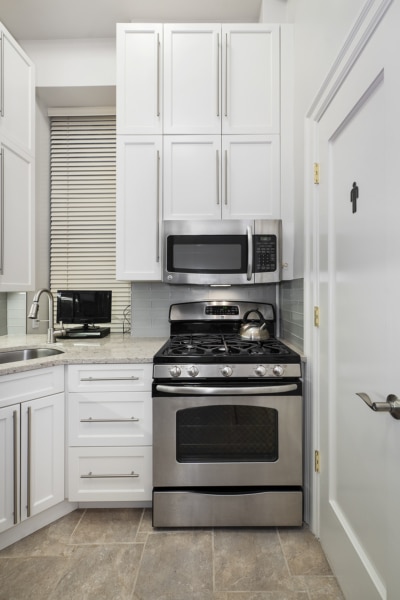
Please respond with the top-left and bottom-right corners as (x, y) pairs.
(162, 220), (282, 285)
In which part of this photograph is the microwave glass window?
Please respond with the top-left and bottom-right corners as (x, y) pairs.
(167, 235), (247, 273)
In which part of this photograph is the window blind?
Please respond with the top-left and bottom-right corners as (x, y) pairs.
(50, 115), (131, 333)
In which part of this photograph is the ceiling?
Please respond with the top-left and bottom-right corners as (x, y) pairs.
(0, 0), (263, 41)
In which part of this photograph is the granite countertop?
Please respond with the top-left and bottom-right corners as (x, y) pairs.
(0, 334), (167, 377)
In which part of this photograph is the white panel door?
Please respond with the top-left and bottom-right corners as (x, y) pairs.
(316, 3), (400, 598)
(0, 405), (18, 533)
(222, 25), (280, 134)
(116, 24), (162, 134)
(163, 135), (221, 219)
(163, 24), (221, 134)
(20, 393), (64, 520)
(222, 135), (280, 220)
(116, 136), (162, 280)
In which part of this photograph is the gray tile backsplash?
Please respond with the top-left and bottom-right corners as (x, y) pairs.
(0, 293), (7, 336)
(279, 278), (304, 351)
(131, 282), (278, 338)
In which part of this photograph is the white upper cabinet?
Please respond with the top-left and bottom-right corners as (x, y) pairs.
(222, 25), (280, 134)
(0, 24), (35, 153)
(163, 24), (221, 134)
(116, 135), (162, 280)
(0, 23), (35, 291)
(116, 24), (163, 135)
(164, 24), (280, 135)
(163, 135), (280, 220)
(222, 135), (280, 219)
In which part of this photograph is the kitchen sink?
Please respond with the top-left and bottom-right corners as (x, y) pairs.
(0, 347), (64, 364)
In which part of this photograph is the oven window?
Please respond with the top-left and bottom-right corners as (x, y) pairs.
(176, 405), (278, 463)
(167, 235), (247, 273)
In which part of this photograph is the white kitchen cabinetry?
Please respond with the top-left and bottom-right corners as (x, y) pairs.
(116, 136), (162, 281)
(67, 364), (152, 502)
(163, 135), (280, 220)
(0, 22), (35, 291)
(163, 24), (280, 135)
(116, 23), (162, 135)
(0, 24), (35, 152)
(0, 367), (64, 534)
(163, 24), (221, 134)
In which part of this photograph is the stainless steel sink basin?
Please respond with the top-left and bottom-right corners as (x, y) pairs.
(0, 347), (64, 364)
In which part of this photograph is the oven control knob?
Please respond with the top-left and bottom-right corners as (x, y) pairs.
(169, 366), (181, 378)
(255, 365), (267, 377)
(187, 365), (199, 377)
(272, 365), (284, 377)
(221, 366), (233, 377)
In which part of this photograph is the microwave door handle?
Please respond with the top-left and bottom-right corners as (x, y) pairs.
(247, 226), (253, 281)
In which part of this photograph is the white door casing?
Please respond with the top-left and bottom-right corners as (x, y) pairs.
(307, 1), (400, 598)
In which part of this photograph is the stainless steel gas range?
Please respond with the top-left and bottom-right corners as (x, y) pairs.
(152, 301), (303, 528)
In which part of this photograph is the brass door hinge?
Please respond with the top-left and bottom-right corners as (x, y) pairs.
(315, 450), (320, 473)
(313, 162), (320, 184)
(314, 306), (320, 327)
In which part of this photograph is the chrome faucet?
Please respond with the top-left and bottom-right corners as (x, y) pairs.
(28, 288), (65, 343)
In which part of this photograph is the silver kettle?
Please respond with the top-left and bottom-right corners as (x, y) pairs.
(239, 309), (270, 341)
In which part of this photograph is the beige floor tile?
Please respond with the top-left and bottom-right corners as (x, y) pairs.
(0, 556), (68, 600)
(278, 527), (333, 576)
(305, 575), (345, 599)
(222, 593), (309, 599)
(49, 543), (144, 600)
(0, 510), (84, 558)
(70, 507), (144, 544)
(214, 528), (295, 593)
(133, 531), (214, 600)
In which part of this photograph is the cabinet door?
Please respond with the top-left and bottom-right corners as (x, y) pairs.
(0, 405), (19, 533)
(222, 25), (280, 134)
(222, 135), (280, 220)
(20, 393), (64, 521)
(0, 26), (35, 152)
(116, 24), (162, 134)
(163, 135), (221, 220)
(164, 24), (221, 134)
(0, 139), (35, 291)
(116, 136), (162, 280)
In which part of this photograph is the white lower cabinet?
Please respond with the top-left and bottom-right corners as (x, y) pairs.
(0, 367), (65, 534)
(67, 364), (153, 502)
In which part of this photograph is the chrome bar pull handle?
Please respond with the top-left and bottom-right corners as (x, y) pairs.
(356, 392), (400, 420)
(80, 417), (139, 423)
(80, 376), (139, 382)
(27, 406), (32, 517)
(216, 149), (220, 205)
(225, 33), (228, 117)
(246, 225), (253, 281)
(81, 471), (139, 479)
(156, 149), (160, 262)
(156, 33), (160, 118)
(13, 410), (19, 525)
(224, 149), (228, 205)
(216, 32), (220, 117)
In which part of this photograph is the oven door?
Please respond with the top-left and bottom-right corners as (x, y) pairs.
(153, 381), (302, 488)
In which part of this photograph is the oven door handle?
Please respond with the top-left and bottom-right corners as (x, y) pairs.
(155, 384), (298, 395)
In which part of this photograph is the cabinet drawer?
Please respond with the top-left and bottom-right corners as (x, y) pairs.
(0, 366), (64, 409)
(68, 391), (152, 446)
(67, 364), (152, 393)
(68, 446), (152, 502)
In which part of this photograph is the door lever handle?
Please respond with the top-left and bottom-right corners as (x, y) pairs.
(356, 392), (400, 420)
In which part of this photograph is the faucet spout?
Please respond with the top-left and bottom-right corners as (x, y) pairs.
(28, 288), (63, 343)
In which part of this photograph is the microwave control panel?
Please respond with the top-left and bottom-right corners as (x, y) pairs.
(254, 235), (277, 272)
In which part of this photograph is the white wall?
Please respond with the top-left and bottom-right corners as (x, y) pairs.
(287, 0), (366, 277)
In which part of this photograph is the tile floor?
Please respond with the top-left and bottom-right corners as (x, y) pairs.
(0, 508), (345, 600)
